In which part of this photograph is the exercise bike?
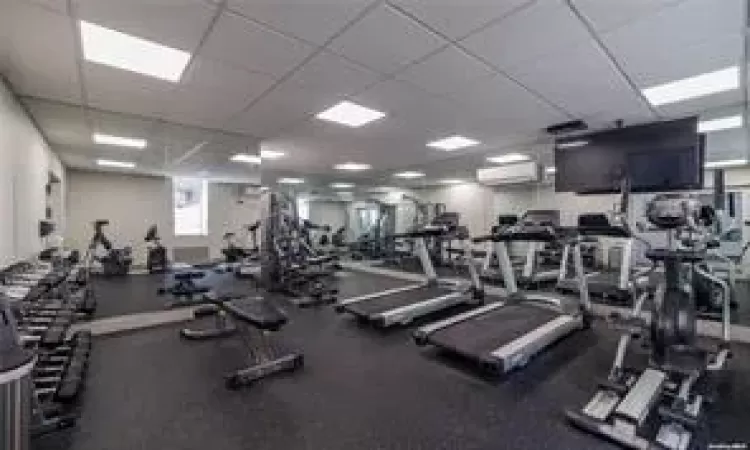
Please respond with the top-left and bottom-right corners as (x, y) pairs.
(145, 225), (168, 274)
(85, 220), (132, 277)
(566, 194), (731, 449)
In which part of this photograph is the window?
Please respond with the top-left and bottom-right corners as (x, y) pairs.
(297, 198), (310, 221)
(174, 178), (208, 236)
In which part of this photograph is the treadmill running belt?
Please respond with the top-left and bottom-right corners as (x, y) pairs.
(427, 304), (560, 362)
(345, 285), (453, 318)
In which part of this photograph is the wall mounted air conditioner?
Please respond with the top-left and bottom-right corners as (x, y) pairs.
(477, 162), (540, 185)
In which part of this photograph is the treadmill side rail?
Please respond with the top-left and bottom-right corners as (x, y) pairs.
(415, 302), (506, 337)
(337, 283), (424, 307)
(377, 292), (467, 327)
(489, 315), (581, 372)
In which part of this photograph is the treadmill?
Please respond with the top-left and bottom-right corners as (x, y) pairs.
(518, 210), (564, 286)
(335, 214), (483, 327)
(414, 220), (592, 375)
(480, 215), (524, 285)
(557, 213), (639, 303)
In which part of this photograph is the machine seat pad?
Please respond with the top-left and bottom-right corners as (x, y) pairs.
(221, 295), (288, 331)
(174, 270), (206, 281)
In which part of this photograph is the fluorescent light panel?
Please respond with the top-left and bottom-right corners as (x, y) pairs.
(698, 115), (743, 133)
(260, 149), (285, 159)
(393, 171), (425, 179)
(556, 140), (588, 149)
(316, 101), (386, 127)
(334, 162), (371, 171)
(278, 177), (305, 184)
(439, 179), (465, 185)
(96, 159), (135, 168)
(230, 154), (261, 164)
(642, 66), (739, 106)
(330, 182), (355, 189)
(92, 133), (147, 149)
(486, 153), (530, 164)
(427, 135), (480, 151)
(705, 159), (747, 169)
(80, 21), (190, 82)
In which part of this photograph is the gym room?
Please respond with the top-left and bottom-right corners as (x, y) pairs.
(1, 0), (749, 449)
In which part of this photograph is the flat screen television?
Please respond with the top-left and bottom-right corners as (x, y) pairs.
(554, 117), (704, 194)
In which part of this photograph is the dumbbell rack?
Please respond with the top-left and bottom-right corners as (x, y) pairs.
(1, 259), (97, 440)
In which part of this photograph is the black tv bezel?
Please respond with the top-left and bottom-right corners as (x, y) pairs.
(554, 117), (704, 195)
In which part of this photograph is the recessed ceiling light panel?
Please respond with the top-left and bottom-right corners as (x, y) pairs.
(427, 135), (480, 151)
(260, 149), (286, 159)
(439, 179), (465, 185)
(393, 171), (425, 179)
(642, 66), (739, 106)
(278, 177), (305, 184)
(330, 182), (355, 189)
(97, 159), (136, 168)
(697, 115), (743, 133)
(316, 101), (386, 127)
(80, 21), (191, 82)
(93, 133), (147, 149)
(486, 153), (530, 164)
(230, 154), (261, 164)
(334, 162), (372, 171)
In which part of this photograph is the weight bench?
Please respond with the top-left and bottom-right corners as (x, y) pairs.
(157, 270), (212, 308)
(180, 293), (304, 388)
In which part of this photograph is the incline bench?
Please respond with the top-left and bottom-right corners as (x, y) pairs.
(180, 293), (304, 388)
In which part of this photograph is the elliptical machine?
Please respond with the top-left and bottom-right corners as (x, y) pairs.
(566, 194), (731, 449)
(85, 220), (132, 277)
(145, 225), (168, 274)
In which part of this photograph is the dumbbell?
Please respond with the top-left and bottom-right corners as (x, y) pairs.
(35, 352), (91, 404)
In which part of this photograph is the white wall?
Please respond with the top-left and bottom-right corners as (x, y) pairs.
(65, 170), (260, 265)
(309, 201), (347, 231)
(419, 183), (531, 236)
(0, 78), (65, 266)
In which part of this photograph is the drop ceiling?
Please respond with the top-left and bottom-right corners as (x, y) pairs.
(0, 0), (746, 186)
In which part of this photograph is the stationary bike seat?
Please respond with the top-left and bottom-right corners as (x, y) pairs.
(222, 296), (288, 331)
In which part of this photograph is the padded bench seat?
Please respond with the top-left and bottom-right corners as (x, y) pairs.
(211, 295), (288, 331)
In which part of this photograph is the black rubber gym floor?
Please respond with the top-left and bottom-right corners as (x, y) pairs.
(90, 269), (410, 319)
(35, 272), (750, 450)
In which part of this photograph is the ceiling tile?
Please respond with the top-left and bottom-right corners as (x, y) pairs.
(25, 0), (68, 14)
(354, 79), (452, 120)
(459, 0), (591, 71)
(166, 57), (276, 129)
(200, 10), (316, 78)
(227, 0), (373, 45)
(286, 51), (380, 98)
(603, 0), (743, 87)
(506, 41), (655, 122)
(389, 0), (533, 40)
(22, 98), (90, 146)
(88, 109), (160, 137)
(1, 2), (81, 103)
(73, 0), (217, 52)
(327, 4), (447, 75)
(448, 73), (570, 134)
(83, 64), (175, 119)
(571, 0), (685, 34)
(396, 45), (496, 97)
(223, 80), (337, 137)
